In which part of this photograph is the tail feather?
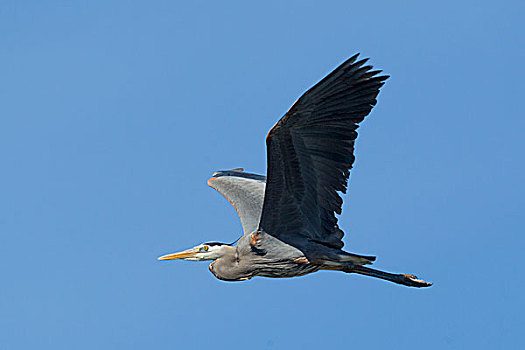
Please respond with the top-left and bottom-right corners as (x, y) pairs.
(340, 252), (376, 265)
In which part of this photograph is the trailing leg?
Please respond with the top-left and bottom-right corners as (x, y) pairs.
(343, 264), (432, 288)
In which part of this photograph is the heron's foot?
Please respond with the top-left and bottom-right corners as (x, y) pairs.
(250, 233), (260, 246)
(401, 273), (432, 288)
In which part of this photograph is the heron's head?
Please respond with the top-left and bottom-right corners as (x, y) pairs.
(157, 242), (230, 262)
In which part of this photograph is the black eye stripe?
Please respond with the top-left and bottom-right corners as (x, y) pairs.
(202, 237), (241, 247)
(203, 242), (225, 246)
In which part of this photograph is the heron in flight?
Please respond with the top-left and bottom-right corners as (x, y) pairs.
(158, 54), (431, 287)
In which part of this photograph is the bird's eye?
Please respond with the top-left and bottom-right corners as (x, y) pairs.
(202, 245), (209, 251)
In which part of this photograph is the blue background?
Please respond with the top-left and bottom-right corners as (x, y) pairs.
(1, 1), (524, 348)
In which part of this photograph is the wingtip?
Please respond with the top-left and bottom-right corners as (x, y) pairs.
(207, 176), (218, 186)
(354, 57), (370, 68)
(349, 52), (360, 62)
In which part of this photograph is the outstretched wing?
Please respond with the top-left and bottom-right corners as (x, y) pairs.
(208, 168), (266, 235)
(258, 54), (388, 249)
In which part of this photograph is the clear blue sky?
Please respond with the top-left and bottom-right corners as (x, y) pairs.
(1, 1), (524, 349)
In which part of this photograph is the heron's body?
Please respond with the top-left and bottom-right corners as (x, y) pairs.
(208, 239), (321, 281)
(159, 54), (431, 288)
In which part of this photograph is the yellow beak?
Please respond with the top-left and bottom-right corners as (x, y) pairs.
(157, 248), (197, 261)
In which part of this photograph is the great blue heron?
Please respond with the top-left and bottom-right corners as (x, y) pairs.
(158, 54), (431, 287)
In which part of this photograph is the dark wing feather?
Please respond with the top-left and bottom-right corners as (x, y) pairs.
(258, 54), (388, 249)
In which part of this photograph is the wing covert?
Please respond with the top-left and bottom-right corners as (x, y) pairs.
(208, 169), (266, 235)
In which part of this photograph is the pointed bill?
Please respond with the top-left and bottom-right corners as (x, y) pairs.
(157, 248), (197, 261)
